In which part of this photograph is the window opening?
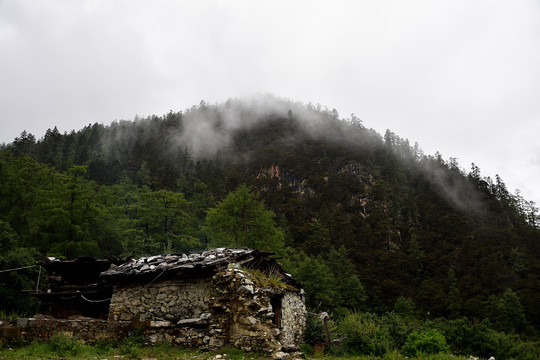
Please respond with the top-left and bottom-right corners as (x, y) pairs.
(270, 295), (283, 327)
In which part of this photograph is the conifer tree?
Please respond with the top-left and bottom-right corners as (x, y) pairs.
(205, 185), (284, 251)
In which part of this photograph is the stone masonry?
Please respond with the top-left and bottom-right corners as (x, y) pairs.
(5, 249), (307, 359)
(107, 266), (306, 354)
(109, 277), (214, 322)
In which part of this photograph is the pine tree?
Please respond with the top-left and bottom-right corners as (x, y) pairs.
(205, 185), (284, 251)
(446, 267), (461, 319)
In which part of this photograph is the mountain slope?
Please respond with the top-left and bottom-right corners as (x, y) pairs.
(1, 95), (539, 330)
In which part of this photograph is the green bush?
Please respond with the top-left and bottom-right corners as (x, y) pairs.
(393, 296), (416, 318)
(483, 329), (520, 360)
(47, 333), (82, 356)
(401, 329), (449, 357)
(335, 311), (392, 356)
(431, 317), (493, 356)
(304, 314), (328, 345)
(118, 331), (144, 359)
(510, 340), (540, 360)
(381, 311), (419, 349)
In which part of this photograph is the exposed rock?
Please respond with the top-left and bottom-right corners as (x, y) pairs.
(148, 320), (173, 328)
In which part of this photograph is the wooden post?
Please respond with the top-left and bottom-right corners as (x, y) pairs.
(320, 312), (331, 346)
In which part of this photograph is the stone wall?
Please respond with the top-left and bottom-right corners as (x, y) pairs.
(279, 291), (306, 347)
(109, 277), (213, 321)
(0, 316), (129, 344)
(210, 267), (306, 354)
(3, 267), (306, 359)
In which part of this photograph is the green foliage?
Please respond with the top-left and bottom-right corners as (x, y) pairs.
(0, 155), (122, 258)
(0, 309), (30, 320)
(327, 246), (367, 311)
(446, 267), (461, 319)
(47, 333), (83, 356)
(510, 340), (540, 360)
(117, 330), (144, 359)
(430, 317), (494, 356)
(303, 314), (328, 345)
(205, 184), (284, 252)
(1, 99), (540, 340)
(280, 246), (366, 312)
(280, 248), (338, 310)
(401, 329), (449, 357)
(0, 220), (40, 314)
(1, 338), (275, 359)
(304, 219), (332, 256)
(324, 313), (537, 359)
(380, 311), (419, 349)
(483, 329), (520, 360)
(334, 311), (392, 356)
(394, 296), (415, 318)
(242, 266), (291, 289)
(485, 288), (527, 333)
(141, 189), (200, 253)
(509, 247), (527, 273)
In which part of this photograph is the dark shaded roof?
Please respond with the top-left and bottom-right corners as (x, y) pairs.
(100, 248), (300, 288)
(37, 256), (124, 285)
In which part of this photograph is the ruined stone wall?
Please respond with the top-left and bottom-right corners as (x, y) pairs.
(108, 277), (213, 321)
(279, 291), (306, 347)
(211, 268), (305, 353)
(212, 269), (279, 352)
(12, 268), (306, 358)
(0, 316), (130, 344)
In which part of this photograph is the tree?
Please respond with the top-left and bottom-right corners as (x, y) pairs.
(446, 267), (461, 318)
(281, 248), (337, 310)
(141, 190), (199, 253)
(0, 220), (40, 313)
(39, 166), (123, 258)
(407, 232), (424, 279)
(304, 219), (331, 256)
(11, 130), (36, 156)
(205, 185), (284, 251)
(485, 288), (527, 333)
(394, 296), (416, 317)
(327, 246), (367, 310)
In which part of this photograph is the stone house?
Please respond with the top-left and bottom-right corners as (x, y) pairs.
(100, 248), (306, 355)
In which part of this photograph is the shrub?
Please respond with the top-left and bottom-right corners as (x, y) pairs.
(510, 340), (540, 360)
(401, 329), (449, 357)
(483, 329), (519, 360)
(47, 333), (82, 356)
(303, 313), (327, 345)
(394, 296), (416, 318)
(335, 311), (391, 356)
(381, 311), (419, 349)
(431, 317), (493, 356)
(118, 331), (144, 359)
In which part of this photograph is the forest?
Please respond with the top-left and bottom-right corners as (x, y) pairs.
(1, 96), (539, 358)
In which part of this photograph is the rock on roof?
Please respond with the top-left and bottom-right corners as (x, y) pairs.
(100, 248), (299, 287)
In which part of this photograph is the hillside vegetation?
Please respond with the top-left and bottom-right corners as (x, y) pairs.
(1, 96), (539, 358)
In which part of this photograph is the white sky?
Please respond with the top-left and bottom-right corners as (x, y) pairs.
(1, 0), (539, 205)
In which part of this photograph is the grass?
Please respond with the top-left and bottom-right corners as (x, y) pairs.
(0, 342), (495, 360)
(0, 310), (30, 321)
(0, 333), (495, 360)
(0, 337), (269, 360)
(241, 266), (294, 290)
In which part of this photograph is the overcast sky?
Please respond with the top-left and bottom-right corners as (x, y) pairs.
(1, 0), (539, 205)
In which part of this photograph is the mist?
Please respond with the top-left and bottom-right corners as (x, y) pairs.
(166, 94), (348, 159)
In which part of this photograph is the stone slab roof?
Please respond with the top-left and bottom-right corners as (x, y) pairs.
(100, 248), (299, 287)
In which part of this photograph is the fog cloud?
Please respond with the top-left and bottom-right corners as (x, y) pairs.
(1, 0), (539, 206)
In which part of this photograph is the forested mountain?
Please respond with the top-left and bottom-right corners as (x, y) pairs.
(1, 95), (539, 336)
